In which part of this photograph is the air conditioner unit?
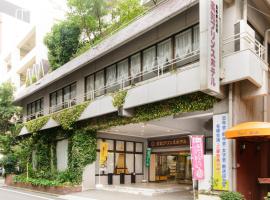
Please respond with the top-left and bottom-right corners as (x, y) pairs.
(234, 20), (255, 52)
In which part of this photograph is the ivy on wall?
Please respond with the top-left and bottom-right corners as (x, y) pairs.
(112, 90), (127, 108)
(24, 116), (50, 133)
(51, 101), (90, 130)
(13, 128), (97, 186)
(13, 91), (216, 186)
(83, 92), (217, 131)
(68, 129), (97, 183)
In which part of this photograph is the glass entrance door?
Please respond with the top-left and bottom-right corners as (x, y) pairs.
(155, 153), (192, 184)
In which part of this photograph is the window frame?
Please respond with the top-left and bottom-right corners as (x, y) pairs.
(96, 138), (144, 176)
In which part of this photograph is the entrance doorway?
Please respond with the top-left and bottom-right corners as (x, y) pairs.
(154, 152), (192, 184)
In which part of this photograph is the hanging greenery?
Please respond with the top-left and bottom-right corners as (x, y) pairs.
(68, 129), (97, 183)
(52, 101), (90, 130)
(112, 90), (127, 108)
(83, 92), (217, 131)
(24, 116), (50, 133)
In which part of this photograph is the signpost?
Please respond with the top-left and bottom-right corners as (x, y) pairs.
(190, 135), (205, 200)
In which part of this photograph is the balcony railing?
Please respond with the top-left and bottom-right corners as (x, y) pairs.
(223, 32), (266, 62)
(24, 110), (44, 122)
(48, 50), (199, 114)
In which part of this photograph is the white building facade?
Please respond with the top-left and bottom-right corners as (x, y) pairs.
(12, 0), (270, 199)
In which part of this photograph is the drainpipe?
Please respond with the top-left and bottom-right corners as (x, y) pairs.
(264, 29), (270, 122)
(229, 84), (237, 191)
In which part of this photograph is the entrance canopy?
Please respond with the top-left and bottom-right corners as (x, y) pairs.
(225, 122), (270, 139)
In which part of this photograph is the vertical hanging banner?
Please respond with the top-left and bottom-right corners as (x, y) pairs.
(199, 0), (221, 95)
(190, 135), (205, 180)
(146, 148), (152, 167)
(213, 113), (229, 190)
(99, 141), (108, 168)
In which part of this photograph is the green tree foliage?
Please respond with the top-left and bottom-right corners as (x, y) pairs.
(67, 0), (108, 43)
(0, 82), (21, 157)
(0, 82), (21, 134)
(112, 0), (146, 26)
(44, 20), (81, 71)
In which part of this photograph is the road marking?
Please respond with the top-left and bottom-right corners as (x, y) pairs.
(0, 187), (56, 200)
(58, 195), (97, 200)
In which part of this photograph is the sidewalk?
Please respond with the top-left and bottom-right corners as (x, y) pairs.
(59, 190), (193, 200)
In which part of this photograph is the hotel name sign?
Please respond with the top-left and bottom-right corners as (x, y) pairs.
(148, 137), (189, 148)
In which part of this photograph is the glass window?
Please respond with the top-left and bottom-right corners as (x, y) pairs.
(135, 154), (143, 173)
(116, 141), (125, 151)
(106, 65), (117, 93)
(107, 152), (114, 173)
(50, 93), (56, 107)
(175, 29), (192, 59)
(130, 53), (141, 78)
(115, 152), (126, 174)
(63, 86), (70, 102)
(27, 104), (31, 115)
(97, 139), (114, 151)
(193, 25), (199, 51)
(70, 83), (76, 100)
(126, 153), (134, 173)
(126, 142), (134, 152)
(95, 70), (105, 96)
(157, 39), (172, 65)
(143, 46), (156, 72)
(117, 59), (129, 86)
(56, 90), (62, 105)
(136, 143), (143, 153)
(85, 74), (94, 100)
(106, 65), (117, 87)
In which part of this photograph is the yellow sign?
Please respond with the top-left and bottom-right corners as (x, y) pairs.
(99, 141), (108, 167)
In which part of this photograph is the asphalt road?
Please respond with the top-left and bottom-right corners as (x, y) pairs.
(0, 187), (63, 200)
(0, 178), (62, 200)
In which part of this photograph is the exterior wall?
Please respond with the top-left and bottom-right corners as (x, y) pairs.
(56, 139), (68, 171)
(20, 5), (199, 115)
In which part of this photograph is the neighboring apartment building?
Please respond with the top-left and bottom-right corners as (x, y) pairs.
(13, 0), (270, 199)
(0, 0), (65, 92)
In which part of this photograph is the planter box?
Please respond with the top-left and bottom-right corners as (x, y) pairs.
(5, 175), (82, 195)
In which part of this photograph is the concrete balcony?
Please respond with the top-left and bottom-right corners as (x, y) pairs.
(221, 32), (268, 98)
(19, 57), (201, 135)
(16, 47), (36, 73)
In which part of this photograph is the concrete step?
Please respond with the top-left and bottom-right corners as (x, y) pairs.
(96, 184), (192, 196)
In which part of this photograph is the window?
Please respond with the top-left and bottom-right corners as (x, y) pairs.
(175, 29), (192, 59)
(157, 39), (172, 65)
(193, 25), (199, 51)
(49, 83), (77, 112)
(85, 74), (94, 100)
(143, 46), (156, 72)
(26, 98), (44, 120)
(96, 139), (143, 175)
(117, 59), (129, 87)
(130, 53), (141, 83)
(106, 65), (117, 93)
(95, 70), (105, 97)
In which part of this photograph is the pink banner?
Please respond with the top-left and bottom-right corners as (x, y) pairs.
(190, 135), (205, 180)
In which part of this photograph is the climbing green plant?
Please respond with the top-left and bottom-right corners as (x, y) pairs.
(83, 92), (217, 131)
(52, 101), (90, 130)
(112, 90), (127, 108)
(24, 116), (50, 133)
(68, 129), (97, 183)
